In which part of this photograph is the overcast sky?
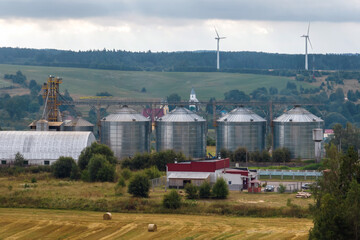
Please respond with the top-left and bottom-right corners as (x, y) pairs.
(1, 0), (360, 54)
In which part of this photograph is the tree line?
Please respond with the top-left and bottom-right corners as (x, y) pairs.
(2, 47), (360, 71)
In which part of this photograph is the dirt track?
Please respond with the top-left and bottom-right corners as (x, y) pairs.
(0, 208), (312, 240)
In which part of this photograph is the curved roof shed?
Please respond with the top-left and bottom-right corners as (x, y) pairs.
(0, 131), (96, 164)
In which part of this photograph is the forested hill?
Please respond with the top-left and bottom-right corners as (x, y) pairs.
(0, 47), (360, 71)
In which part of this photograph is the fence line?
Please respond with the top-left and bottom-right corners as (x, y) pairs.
(258, 169), (322, 180)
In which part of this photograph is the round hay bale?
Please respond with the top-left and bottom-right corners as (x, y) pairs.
(103, 212), (112, 220)
(148, 224), (157, 232)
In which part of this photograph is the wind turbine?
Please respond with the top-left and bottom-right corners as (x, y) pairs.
(214, 28), (226, 70)
(301, 22), (313, 71)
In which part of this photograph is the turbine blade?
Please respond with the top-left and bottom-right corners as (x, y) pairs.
(308, 37), (313, 50)
(307, 22), (311, 36)
(214, 27), (220, 38)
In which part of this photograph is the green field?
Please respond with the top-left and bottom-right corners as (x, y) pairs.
(0, 64), (314, 100)
(0, 208), (312, 239)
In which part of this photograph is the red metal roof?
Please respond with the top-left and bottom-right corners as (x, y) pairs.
(167, 158), (230, 172)
(224, 169), (249, 176)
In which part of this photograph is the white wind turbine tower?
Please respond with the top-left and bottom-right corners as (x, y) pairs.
(301, 22), (313, 71)
(214, 28), (226, 70)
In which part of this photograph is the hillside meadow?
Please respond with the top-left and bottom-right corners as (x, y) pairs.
(0, 64), (314, 100)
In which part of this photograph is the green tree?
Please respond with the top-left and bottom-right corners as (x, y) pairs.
(52, 157), (77, 178)
(219, 148), (232, 159)
(185, 183), (198, 199)
(14, 152), (25, 167)
(233, 147), (247, 162)
(78, 142), (117, 170)
(128, 172), (150, 198)
(310, 147), (360, 239)
(163, 189), (182, 209)
(167, 93), (181, 111)
(272, 148), (291, 163)
(224, 90), (250, 102)
(88, 154), (115, 182)
(199, 181), (211, 199)
(212, 178), (229, 199)
(70, 162), (81, 180)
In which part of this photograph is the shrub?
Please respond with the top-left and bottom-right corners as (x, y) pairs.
(301, 163), (323, 170)
(199, 181), (211, 199)
(128, 172), (150, 198)
(115, 177), (126, 196)
(163, 189), (182, 209)
(14, 152), (25, 167)
(272, 147), (291, 162)
(185, 183), (198, 199)
(250, 151), (261, 162)
(78, 142), (117, 170)
(219, 148), (233, 159)
(233, 147), (247, 162)
(212, 178), (229, 199)
(121, 168), (132, 180)
(31, 177), (37, 183)
(278, 184), (286, 193)
(144, 166), (161, 179)
(70, 163), (81, 180)
(81, 169), (90, 182)
(88, 154), (115, 182)
(52, 157), (77, 178)
(261, 150), (271, 162)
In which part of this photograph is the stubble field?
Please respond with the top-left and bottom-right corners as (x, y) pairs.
(0, 208), (312, 240)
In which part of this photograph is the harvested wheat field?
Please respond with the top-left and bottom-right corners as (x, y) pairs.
(0, 208), (312, 240)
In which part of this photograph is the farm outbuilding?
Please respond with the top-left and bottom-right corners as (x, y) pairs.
(166, 158), (258, 190)
(0, 131), (96, 165)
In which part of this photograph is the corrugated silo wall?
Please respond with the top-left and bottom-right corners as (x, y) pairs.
(101, 121), (150, 160)
(273, 121), (324, 159)
(216, 121), (266, 154)
(156, 121), (206, 159)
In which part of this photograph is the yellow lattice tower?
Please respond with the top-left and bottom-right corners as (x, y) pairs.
(42, 76), (62, 122)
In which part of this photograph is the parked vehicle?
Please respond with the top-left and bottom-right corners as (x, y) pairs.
(265, 185), (275, 192)
(301, 183), (311, 190)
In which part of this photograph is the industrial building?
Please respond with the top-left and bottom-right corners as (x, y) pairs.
(156, 107), (206, 159)
(100, 106), (151, 160)
(273, 106), (324, 159)
(216, 107), (266, 154)
(166, 158), (258, 190)
(64, 117), (94, 132)
(0, 131), (96, 165)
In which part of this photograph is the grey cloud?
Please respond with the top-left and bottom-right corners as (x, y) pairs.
(0, 0), (359, 22)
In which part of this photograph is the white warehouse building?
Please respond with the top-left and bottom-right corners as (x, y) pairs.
(0, 131), (96, 165)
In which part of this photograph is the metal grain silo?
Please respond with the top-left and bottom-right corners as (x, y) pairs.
(156, 107), (206, 159)
(64, 117), (94, 132)
(216, 107), (266, 154)
(273, 106), (324, 159)
(100, 106), (151, 160)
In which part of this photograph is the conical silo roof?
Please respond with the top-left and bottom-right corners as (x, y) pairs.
(273, 106), (323, 123)
(103, 106), (150, 122)
(65, 117), (94, 127)
(157, 107), (205, 122)
(217, 107), (266, 122)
